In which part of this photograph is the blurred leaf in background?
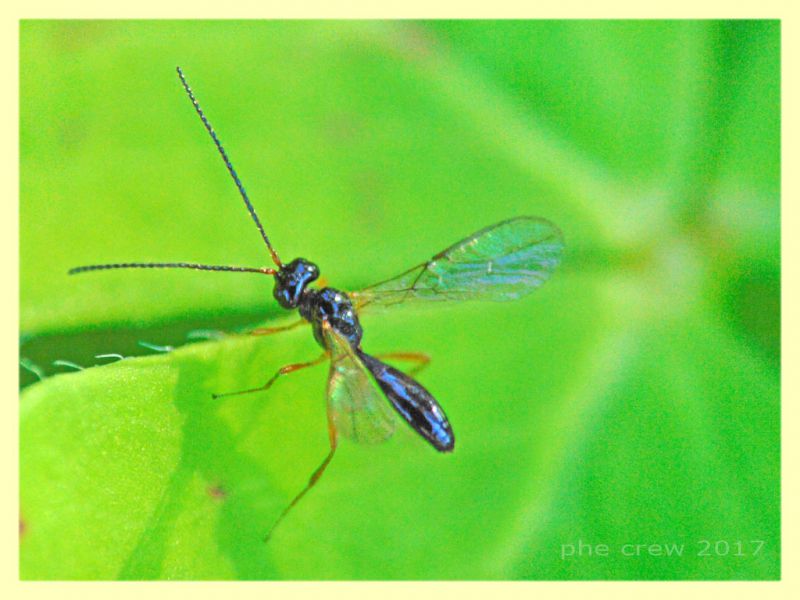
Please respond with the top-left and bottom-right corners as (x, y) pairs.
(19, 20), (779, 580)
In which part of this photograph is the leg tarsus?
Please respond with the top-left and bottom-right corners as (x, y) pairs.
(264, 414), (339, 542)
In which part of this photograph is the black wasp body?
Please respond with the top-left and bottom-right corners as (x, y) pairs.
(299, 285), (362, 348)
(275, 257), (453, 452)
(275, 258), (362, 346)
(70, 67), (563, 541)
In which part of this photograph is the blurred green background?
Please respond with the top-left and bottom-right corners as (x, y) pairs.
(19, 20), (780, 580)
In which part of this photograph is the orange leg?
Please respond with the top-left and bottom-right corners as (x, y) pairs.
(189, 319), (306, 341)
(375, 351), (431, 376)
(248, 318), (307, 337)
(264, 405), (339, 542)
(212, 352), (327, 399)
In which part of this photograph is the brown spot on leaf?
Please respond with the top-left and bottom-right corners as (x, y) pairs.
(207, 484), (226, 501)
(325, 112), (363, 143)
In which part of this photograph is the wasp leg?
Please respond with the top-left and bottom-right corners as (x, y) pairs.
(248, 318), (307, 336)
(212, 352), (327, 399)
(374, 351), (431, 377)
(188, 319), (306, 342)
(264, 405), (339, 542)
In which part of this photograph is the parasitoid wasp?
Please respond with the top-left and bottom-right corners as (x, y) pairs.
(70, 67), (565, 540)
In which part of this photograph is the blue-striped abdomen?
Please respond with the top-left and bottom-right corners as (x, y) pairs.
(356, 350), (454, 452)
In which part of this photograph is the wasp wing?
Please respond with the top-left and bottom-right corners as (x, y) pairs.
(351, 216), (564, 311)
(324, 325), (396, 445)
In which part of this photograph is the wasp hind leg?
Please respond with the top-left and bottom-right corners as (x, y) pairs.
(264, 407), (339, 542)
(374, 351), (431, 376)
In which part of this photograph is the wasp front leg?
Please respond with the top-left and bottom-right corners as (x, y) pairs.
(248, 318), (307, 337)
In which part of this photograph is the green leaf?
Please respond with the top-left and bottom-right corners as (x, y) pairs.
(20, 20), (779, 580)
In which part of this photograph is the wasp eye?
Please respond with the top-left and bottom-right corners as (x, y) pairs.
(273, 258), (320, 309)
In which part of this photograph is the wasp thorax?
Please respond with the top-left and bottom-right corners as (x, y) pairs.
(302, 287), (363, 348)
(273, 258), (320, 309)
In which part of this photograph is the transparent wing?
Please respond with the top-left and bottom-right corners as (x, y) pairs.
(351, 216), (564, 311)
(324, 325), (396, 445)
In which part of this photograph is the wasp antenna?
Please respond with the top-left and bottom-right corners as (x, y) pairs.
(176, 66), (283, 268)
(68, 262), (276, 276)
